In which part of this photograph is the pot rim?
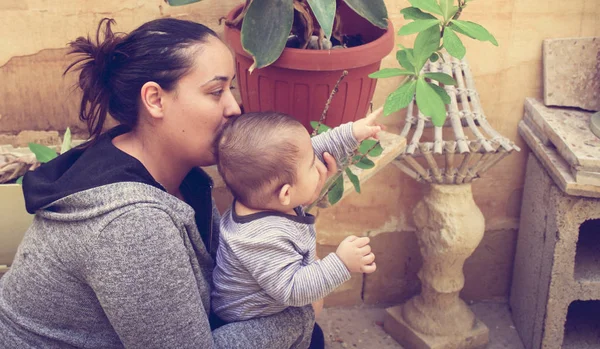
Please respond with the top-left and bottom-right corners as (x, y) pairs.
(223, 3), (395, 71)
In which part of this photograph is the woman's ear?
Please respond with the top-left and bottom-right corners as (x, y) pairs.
(278, 184), (292, 206)
(140, 81), (164, 119)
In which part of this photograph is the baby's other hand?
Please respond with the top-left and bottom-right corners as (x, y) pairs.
(335, 235), (376, 274)
(352, 106), (383, 142)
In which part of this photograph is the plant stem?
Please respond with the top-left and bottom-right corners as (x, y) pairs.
(311, 70), (349, 136)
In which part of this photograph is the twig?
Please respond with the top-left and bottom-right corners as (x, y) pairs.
(311, 70), (348, 136)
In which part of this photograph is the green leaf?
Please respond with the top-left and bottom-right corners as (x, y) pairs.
(241, 0), (294, 69)
(60, 127), (72, 154)
(429, 52), (440, 62)
(353, 156), (375, 169)
(413, 25), (441, 72)
(416, 78), (447, 126)
(307, 0), (336, 39)
(408, 0), (443, 16)
(451, 20), (498, 46)
(369, 68), (414, 79)
(28, 143), (58, 163)
(400, 7), (437, 20)
(345, 168), (361, 193)
(424, 72), (457, 85)
(327, 175), (344, 205)
(398, 19), (440, 36)
(16, 176), (23, 185)
(342, 0), (388, 29)
(443, 27), (466, 59)
(358, 139), (383, 157)
(384, 79), (417, 116)
(166, 0), (203, 5)
(396, 50), (415, 72)
(428, 82), (451, 104)
(310, 121), (331, 135)
(438, 0), (453, 20)
(448, 22), (475, 39)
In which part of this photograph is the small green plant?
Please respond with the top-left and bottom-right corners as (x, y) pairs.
(16, 128), (72, 184)
(369, 0), (497, 126)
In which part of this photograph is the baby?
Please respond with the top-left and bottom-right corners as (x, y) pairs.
(212, 108), (382, 322)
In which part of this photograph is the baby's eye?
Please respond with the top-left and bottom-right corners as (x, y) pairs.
(211, 90), (224, 97)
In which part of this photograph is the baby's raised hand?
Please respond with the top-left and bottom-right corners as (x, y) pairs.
(336, 235), (376, 274)
(352, 106), (383, 142)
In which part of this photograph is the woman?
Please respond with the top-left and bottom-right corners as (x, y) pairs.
(0, 18), (326, 348)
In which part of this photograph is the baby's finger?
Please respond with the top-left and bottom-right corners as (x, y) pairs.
(362, 253), (376, 264)
(344, 235), (359, 243)
(366, 106), (383, 123)
(361, 262), (377, 274)
(353, 236), (370, 248)
(357, 244), (372, 256)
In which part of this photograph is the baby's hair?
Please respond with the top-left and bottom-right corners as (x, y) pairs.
(215, 112), (306, 207)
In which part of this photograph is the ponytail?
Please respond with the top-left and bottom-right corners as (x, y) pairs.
(64, 18), (124, 144)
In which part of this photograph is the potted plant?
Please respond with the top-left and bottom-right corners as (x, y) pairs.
(167, 0), (395, 130)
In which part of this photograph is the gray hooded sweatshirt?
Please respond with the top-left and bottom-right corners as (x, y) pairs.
(0, 126), (314, 349)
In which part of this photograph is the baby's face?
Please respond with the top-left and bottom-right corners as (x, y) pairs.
(290, 129), (327, 207)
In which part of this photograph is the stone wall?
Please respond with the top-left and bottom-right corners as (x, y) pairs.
(1, 0), (599, 307)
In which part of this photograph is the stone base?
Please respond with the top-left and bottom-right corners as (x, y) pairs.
(384, 305), (489, 349)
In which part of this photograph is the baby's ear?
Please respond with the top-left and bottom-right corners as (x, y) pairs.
(278, 184), (292, 206)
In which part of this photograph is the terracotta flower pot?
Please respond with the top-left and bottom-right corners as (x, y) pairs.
(223, 3), (395, 130)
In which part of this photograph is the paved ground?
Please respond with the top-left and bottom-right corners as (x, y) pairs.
(318, 302), (525, 349)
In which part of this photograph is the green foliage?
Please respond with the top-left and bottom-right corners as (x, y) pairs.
(327, 175), (344, 205)
(307, 0), (336, 39)
(28, 143), (58, 163)
(345, 168), (360, 193)
(17, 128), (72, 185)
(310, 121), (332, 135)
(309, 122), (383, 206)
(369, 0), (498, 125)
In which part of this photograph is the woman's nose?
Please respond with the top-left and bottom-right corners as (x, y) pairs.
(224, 91), (241, 118)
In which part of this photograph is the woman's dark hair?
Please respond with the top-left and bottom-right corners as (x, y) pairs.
(64, 18), (218, 143)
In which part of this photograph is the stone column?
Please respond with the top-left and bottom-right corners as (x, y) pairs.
(384, 183), (489, 349)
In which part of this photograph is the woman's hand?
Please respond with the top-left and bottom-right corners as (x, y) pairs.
(352, 106), (383, 142)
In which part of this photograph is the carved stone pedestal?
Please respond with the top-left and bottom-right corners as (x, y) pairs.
(384, 184), (489, 349)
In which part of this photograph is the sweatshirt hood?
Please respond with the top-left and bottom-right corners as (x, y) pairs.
(22, 125), (212, 217)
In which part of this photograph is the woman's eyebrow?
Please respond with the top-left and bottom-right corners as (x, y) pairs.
(202, 74), (236, 86)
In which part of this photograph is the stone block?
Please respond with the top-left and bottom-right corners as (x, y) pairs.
(384, 305), (489, 349)
(543, 37), (600, 112)
(0, 130), (60, 148)
(510, 155), (600, 349)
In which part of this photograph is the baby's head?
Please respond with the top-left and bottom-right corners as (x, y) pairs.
(215, 112), (326, 211)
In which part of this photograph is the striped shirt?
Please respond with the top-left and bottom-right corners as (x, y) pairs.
(212, 123), (358, 322)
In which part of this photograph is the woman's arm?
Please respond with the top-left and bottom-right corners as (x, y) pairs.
(85, 206), (313, 349)
(213, 306), (315, 349)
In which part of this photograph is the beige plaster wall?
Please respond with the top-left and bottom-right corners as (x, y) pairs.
(1, 0), (599, 306)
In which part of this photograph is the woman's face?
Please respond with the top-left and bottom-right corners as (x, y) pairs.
(162, 36), (241, 167)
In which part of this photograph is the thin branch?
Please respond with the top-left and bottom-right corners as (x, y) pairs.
(311, 70), (348, 136)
